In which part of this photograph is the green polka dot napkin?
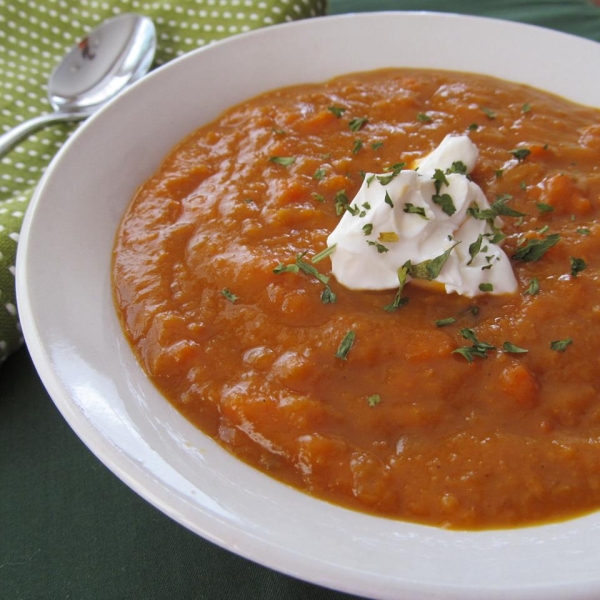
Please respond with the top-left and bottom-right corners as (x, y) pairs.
(0, 0), (326, 364)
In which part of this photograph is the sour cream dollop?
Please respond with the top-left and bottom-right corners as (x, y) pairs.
(326, 134), (518, 297)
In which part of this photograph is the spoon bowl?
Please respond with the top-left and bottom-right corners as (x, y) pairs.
(0, 13), (156, 156)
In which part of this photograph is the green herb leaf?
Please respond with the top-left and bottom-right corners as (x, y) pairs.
(577, 228), (591, 236)
(336, 330), (356, 360)
(417, 112), (433, 123)
(536, 202), (554, 213)
(273, 263), (300, 274)
(468, 123), (479, 131)
(313, 168), (327, 180)
(524, 278), (540, 295)
(479, 283), (494, 292)
(221, 288), (238, 303)
(408, 243), (459, 281)
(383, 263), (410, 312)
(509, 148), (531, 161)
(550, 338), (573, 352)
(349, 117), (368, 132)
(327, 106), (346, 117)
(362, 223), (373, 236)
(311, 245), (336, 264)
(403, 203), (429, 220)
(371, 141), (384, 150)
(467, 234), (484, 265)
(296, 255), (329, 285)
(481, 107), (496, 120)
(432, 193), (456, 216)
(503, 341), (529, 354)
(366, 240), (389, 253)
(570, 256), (587, 277)
(513, 233), (560, 262)
(453, 328), (496, 363)
(377, 162), (406, 185)
(446, 161), (468, 175)
(352, 139), (363, 154)
(522, 102), (532, 113)
(435, 317), (456, 327)
(321, 286), (337, 304)
(384, 190), (394, 208)
(334, 190), (359, 216)
(269, 156), (296, 167)
(311, 192), (325, 202)
(367, 394), (381, 407)
(432, 169), (449, 194)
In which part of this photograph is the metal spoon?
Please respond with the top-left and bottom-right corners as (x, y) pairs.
(0, 13), (156, 156)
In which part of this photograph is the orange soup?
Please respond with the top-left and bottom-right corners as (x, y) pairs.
(113, 69), (600, 529)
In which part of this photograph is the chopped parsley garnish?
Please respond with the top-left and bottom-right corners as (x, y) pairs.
(570, 256), (587, 277)
(503, 341), (529, 354)
(271, 127), (286, 135)
(221, 288), (238, 303)
(403, 203), (428, 219)
(467, 234), (484, 265)
(269, 156), (296, 167)
(383, 263), (410, 312)
(367, 240), (389, 253)
(537, 202), (554, 213)
(327, 105), (346, 117)
(352, 139), (363, 154)
(371, 141), (384, 150)
(407, 243), (459, 281)
(524, 278), (540, 295)
(468, 194), (527, 221)
(417, 112), (433, 123)
(432, 193), (456, 216)
(432, 169), (449, 194)
(348, 117), (368, 132)
(509, 148), (531, 161)
(522, 103), (532, 113)
(274, 252), (336, 304)
(313, 168), (327, 180)
(577, 228), (591, 236)
(513, 233), (560, 262)
(481, 107), (496, 120)
(550, 338), (573, 352)
(367, 394), (381, 407)
(312, 192), (325, 202)
(435, 317), (456, 327)
(453, 328), (496, 363)
(334, 190), (358, 216)
(377, 162), (406, 185)
(446, 161), (468, 175)
(468, 123), (479, 131)
(362, 223), (373, 236)
(384, 191), (394, 208)
(311, 245), (336, 264)
(478, 283), (493, 292)
(320, 287), (337, 304)
(335, 330), (356, 360)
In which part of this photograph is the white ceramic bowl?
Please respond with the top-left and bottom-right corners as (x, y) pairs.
(16, 12), (600, 600)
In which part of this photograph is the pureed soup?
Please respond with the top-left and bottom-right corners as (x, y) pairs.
(113, 68), (600, 529)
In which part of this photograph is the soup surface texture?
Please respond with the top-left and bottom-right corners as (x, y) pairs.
(113, 69), (600, 529)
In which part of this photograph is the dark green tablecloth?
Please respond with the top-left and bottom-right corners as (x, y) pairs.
(3, 2), (600, 599)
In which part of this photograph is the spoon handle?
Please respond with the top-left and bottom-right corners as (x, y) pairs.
(0, 111), (89, 157)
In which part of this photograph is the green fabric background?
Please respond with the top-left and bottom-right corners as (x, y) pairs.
(2, 1), (600, 600)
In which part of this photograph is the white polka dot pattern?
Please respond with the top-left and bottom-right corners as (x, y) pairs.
(0, 0), (326, 363)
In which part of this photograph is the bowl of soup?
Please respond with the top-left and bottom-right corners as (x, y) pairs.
(16, 12), (600, 600)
